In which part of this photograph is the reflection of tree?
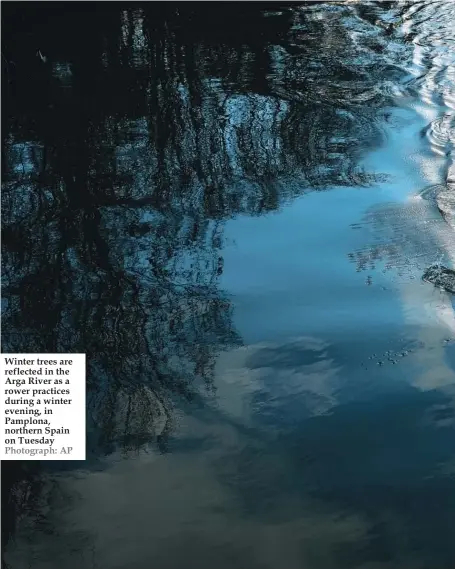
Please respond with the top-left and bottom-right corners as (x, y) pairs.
(2, 0), (394, 430)
(96, 4), (391, 216)
(2, 2), (402, 559)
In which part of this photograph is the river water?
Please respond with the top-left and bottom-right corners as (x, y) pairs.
(2, 2), (455, 568)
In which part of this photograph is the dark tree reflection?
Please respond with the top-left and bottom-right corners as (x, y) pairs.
(2, 2), (403, 558)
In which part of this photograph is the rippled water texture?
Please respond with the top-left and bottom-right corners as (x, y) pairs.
(2, 2), (455, 568)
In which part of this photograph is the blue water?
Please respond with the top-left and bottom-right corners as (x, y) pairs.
(2, 2), (455, 568)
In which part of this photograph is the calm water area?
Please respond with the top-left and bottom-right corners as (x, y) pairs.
(2, 2), (455, 568)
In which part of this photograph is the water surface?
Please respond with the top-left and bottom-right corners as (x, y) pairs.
(2, 2), (455, 568)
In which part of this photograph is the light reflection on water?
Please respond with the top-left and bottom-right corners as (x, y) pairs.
(2, 1), (455, 568)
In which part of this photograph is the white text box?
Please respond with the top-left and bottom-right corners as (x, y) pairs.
(1, 354), (86, 460)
